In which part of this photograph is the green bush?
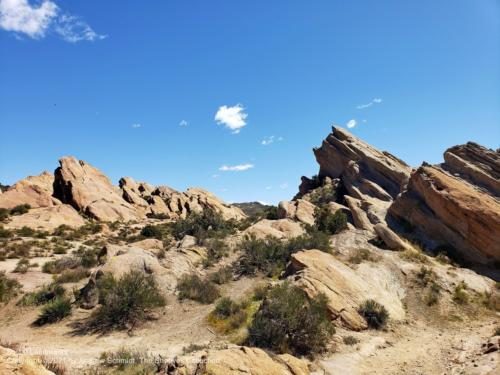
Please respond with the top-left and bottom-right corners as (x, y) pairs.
(177, 274), (220, 304)
(140, 224), (169, 240)
(42, 256), (80, 274)
(349, 248), (378, 264)
(209, 266), (233, 285)
(10, 204), (31, 215)
(208, 297), (250, 333)
(247, 282), (334, 356)
(202, 239), (230, 267)
(13, 258), (30, 273)
(0, 208), (9, 222)
(453, 281), (469, 304)
(358, 299), (389, 329)
(89, 270), (166, 332)
(238, 231), (331, 277)
(34, 296), (72, 325)
(343, 336), (360, 345)
(55, 267), (90, 283)
(264, 206), (279, 220)
(308, 185), (337, 205)
(16, 226), (36, 237)
(170, 209), (237, 242)
(0, 271), (22, 303)
(0, 226), (13, 239)
(18, 283), (65, 306)
(315, 206), (347, 234)
(213, 297), (241, 319)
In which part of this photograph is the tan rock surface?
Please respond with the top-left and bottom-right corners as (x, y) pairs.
(286, 249), (405, 330)
(243, 219), (305, 239)
(5, 204), (85, 230)
(278, 199), (316, 226)
(373, 223), (409, 250)
(53, 157), (141, 222)
(0, 172), (59, 209)
(0, 345), (55, 375)
(390, 164), (500, 264)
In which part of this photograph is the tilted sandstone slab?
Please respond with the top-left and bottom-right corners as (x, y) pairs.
(286, 250), (405, 330)
(314, 127), (411, 200)
(53, 157), (141, 222)
(243, 219), (305, 239)
(0, 171), (60, 209)
(278, 199), (316, 226)
(5, 204), (85, 230)
(390, 165), (500, 264)
(443, 142), (500, 197)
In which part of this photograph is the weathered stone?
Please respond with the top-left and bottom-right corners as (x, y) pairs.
(278, 199), (316, 226)
(0, 345), (55, 375)
(374, 223), (409, 250)
(5, 204), (85, 230)
(344, 196), (373, 232)
(0, 171), (60, 209)
(286, 249), (405, 330)
(243, 219), (305, 239)
(53, 157), (141, 222)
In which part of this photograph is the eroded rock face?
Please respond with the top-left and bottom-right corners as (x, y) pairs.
(0, 346), (55, 375)
(390, 164), (500, 264)
(0, 171), (60, 209)
(278, 199), (316, 226)
(243, 219), (305, 239)
(314, 127), (411, 201)
(286, 249), (405, 331)
(5, 205), (85, 230)
(53, 157), (141, 222)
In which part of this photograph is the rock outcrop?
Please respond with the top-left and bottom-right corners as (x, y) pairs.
(0, 171), (60, 209)
(285, 249), (405, 330)
(390, 164), (500, 264)
(277, 199), (316, 226)
(0, 345), (55, 375)
(5, 205), (85, 230)
(243, 219), (305, 239)
(53, 157), (141, 222)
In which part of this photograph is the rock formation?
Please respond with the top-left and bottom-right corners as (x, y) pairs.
(0, 345), (55, 375)
(5, 205), (85, 230)
(0, 171), (60, 209)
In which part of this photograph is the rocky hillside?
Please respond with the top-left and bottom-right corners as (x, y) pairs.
(0, 130), (498, 375)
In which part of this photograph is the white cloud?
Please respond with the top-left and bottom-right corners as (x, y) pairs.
(357, 97), (383, 110)
(219, 163), (254, 172)
(215, 104), (247, 134)
(0, 0), (105, 42)
(54, 14), (106, 43)
(279, 182), (288, 189)
(265, 186), (272, 190)
(346, 119), (357, 129)
(132, 123), (141, 128)
(179, 120), (188, 127)
(261, 135), (283, 146)
(0, 0), (57, 38)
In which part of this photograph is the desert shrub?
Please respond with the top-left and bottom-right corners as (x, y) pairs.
(140, 224), (169, 240)
(264, 206), (279, 220)
(18, 283), (65, 306)
(252, 284), (269, 301)
(10, 204), (31, 215)
(416, 266), (436, 287)
(40, 358), (67, 375)
(170, 208), (237, 242)
(308, 185), (337, 205)
(74, 247), (99, 268)
(202, 238), (230, 267)
(42, 256), (80, 274)
(97, 348), (160, 373)
(52, 224), (73, 237)
(343, 336), (360, 345)
(53, 246), (68, 255)
(424, 282), (441, 306)
(89, 270), (166, 332)
(13, 258), (30, 273)
(0, 208), (9, 221)
(247, 282), (334, 356)
(208, 297), (252, 333)
(358, 299), (389, 329)
(495, 327), (500, 336)
(0, 271), (22, 303)
(315, 206), (347, 234)
(478, 291), (500, 312)
(34, 296), (72, 325)
(0, 226), (13, 238)
(399, 248), (429, 264)
(16, 226), (36, 237)
(238, 231), (330, 277)
(349, 248), (378, 264)
(453, 281), (469, 304)
(209, 266), (233, 285)
(55, 267), (90, 283)
(177, 274), (220, 304)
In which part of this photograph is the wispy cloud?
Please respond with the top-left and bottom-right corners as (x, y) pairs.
(357, 98), (383, 110)
(0, 0), (105, 42)
(279, 182), (288, 189)
(265, 186), (272, 190)
(219, 163), (254, 172)
(179, 120), (188, 127)
(132, 123), (141, 128)
(346, 119), (357, 129)
(211, 174), (219, 178)
(215, 104), (247, 134)
(261, 135), (283, 146)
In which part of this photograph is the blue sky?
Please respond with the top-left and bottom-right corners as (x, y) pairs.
(1, 0), (499, 204)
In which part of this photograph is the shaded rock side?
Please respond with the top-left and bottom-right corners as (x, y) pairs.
(390, 164), (500, 264)
(53, 156), (141, 222)
(0, 171), (60, 209)
(286, 249), (405, 331)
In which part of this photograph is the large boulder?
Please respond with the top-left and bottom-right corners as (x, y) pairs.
(390, 164), (500, 265)
(285, 249), (405, 330)
(243, 219), (305, 239)
(5, 204), (85, 230)
(278, 199), (316, 226)
(53, 157), (141, 222)
(0, 171), (60, 209)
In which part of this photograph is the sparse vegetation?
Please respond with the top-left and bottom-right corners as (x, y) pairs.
(55, 267), (90, 283)
(208, 297), (250, 333)
(308, 184), (337, 205)
(13, 258), (31, 273)
(343, 336), (360, 345)
(97, 348), (159, 373)
(18, 283), (65, 306)
(170, 208), (237, 242)
(177, 274), (220, 304)
(238, 231), (331, 277)
(358, 299), (389, 329)
(202, 238), (230, 267)
(247, 282), (334, 356)
(209, 265), (233, 285)
(10, 204), (31, 216)
(34, 296), (72, 325)
(423, 282), (441, 306)
(140, 224), (169, 240)
(0, 271), (22, 303)
(88, 270), (166, 332)
(315, 205), (347, 234)
(416, 266), (436, 287)
(0, 208), (9, 222)
(0, 225), (13, 239)
(349, 248), (379, 264)
(453, 281), (469, 305)
(399, 248), (429, 264)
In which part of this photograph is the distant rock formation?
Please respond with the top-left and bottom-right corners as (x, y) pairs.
(0, 171), (60, 209)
